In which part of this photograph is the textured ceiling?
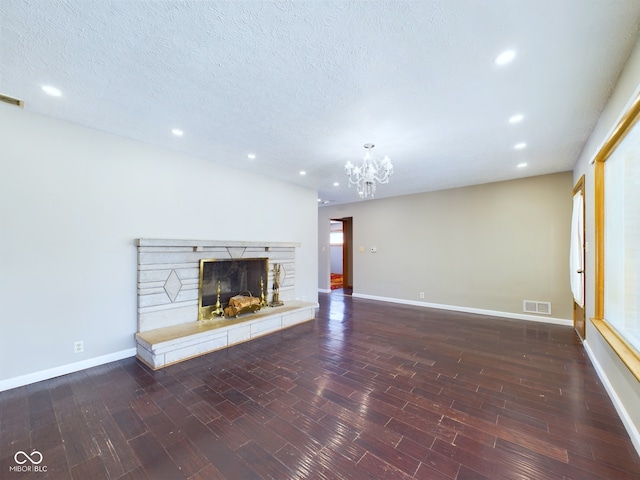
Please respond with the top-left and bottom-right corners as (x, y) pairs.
(2, 0), (640, 205)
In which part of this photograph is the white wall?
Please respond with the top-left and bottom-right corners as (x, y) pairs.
(329, 221), (343, 274)
(0, 105), (318, 387)
(573, 37), (640, 452)
(330, 246), (343, 274)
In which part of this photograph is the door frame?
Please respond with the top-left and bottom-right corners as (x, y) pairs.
(330, 217), (353, 290)
(342, 217), (353, 289)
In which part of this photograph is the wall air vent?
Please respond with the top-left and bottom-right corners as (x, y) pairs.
(523, 300), (552, 315)
(0, 93), (25, 108)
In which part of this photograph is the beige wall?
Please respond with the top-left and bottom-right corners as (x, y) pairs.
(319, 172), (573, 320)
(573, 37), (640, 451)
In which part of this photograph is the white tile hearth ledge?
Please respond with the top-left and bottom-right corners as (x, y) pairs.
(136, 301), (316, 369)
(136, 238), (316, 369)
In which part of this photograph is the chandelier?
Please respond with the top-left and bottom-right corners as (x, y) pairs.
(345, 143), (394, 199)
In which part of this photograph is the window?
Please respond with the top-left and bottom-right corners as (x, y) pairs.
(593, 92), (640, 382)
(330, 231), (344, 245)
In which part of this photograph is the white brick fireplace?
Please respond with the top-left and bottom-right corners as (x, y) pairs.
(135, 238), (316, 369)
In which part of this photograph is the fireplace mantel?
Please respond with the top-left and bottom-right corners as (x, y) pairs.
(137, 238), (301, 250)
(135, 238), (315, 369)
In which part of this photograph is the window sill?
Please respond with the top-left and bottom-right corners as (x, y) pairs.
(591, 318), (640, 383)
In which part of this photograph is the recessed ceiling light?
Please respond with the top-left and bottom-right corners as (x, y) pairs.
(247, 154), (256, 160)
(317, 198), (322, 202)
(517, 162), (528, 168)
(299, 171), (306, 176)
(494, 49), (516, 66)
(514, 142), (527, 150)
(171, 128), (183, 136)
(509, 114), (524, 124)
(41, 85), (62, 97)
(333, 182), (340, 187)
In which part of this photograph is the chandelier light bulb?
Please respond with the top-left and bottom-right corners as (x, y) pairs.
(345, 143), (394, 199)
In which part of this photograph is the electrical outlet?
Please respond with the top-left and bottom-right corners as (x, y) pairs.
(74, 341), (84, 354)
(419, 292), (425, 298)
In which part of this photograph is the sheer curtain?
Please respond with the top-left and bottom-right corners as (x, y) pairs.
(570, 190), (584, 307)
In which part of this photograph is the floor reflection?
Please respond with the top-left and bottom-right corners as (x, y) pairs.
(318, 292), (353, 355)
(322, 291), (352, 323)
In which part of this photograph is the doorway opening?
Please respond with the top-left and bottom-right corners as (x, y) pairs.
(330, 217), (353, 295)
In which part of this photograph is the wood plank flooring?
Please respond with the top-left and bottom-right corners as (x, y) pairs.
(1, 293), (639, 479)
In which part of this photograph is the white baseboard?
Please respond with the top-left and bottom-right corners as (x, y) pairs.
(0, 348), (137, 392)
(318, 288), (331, 294)
(583, 340), (640, 456)
(352, 293), (573, 326)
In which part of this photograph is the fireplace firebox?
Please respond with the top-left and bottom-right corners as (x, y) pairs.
(198, 258), (268, 320)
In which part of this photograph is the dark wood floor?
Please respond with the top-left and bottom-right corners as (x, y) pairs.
(2, 293), (639, 479)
